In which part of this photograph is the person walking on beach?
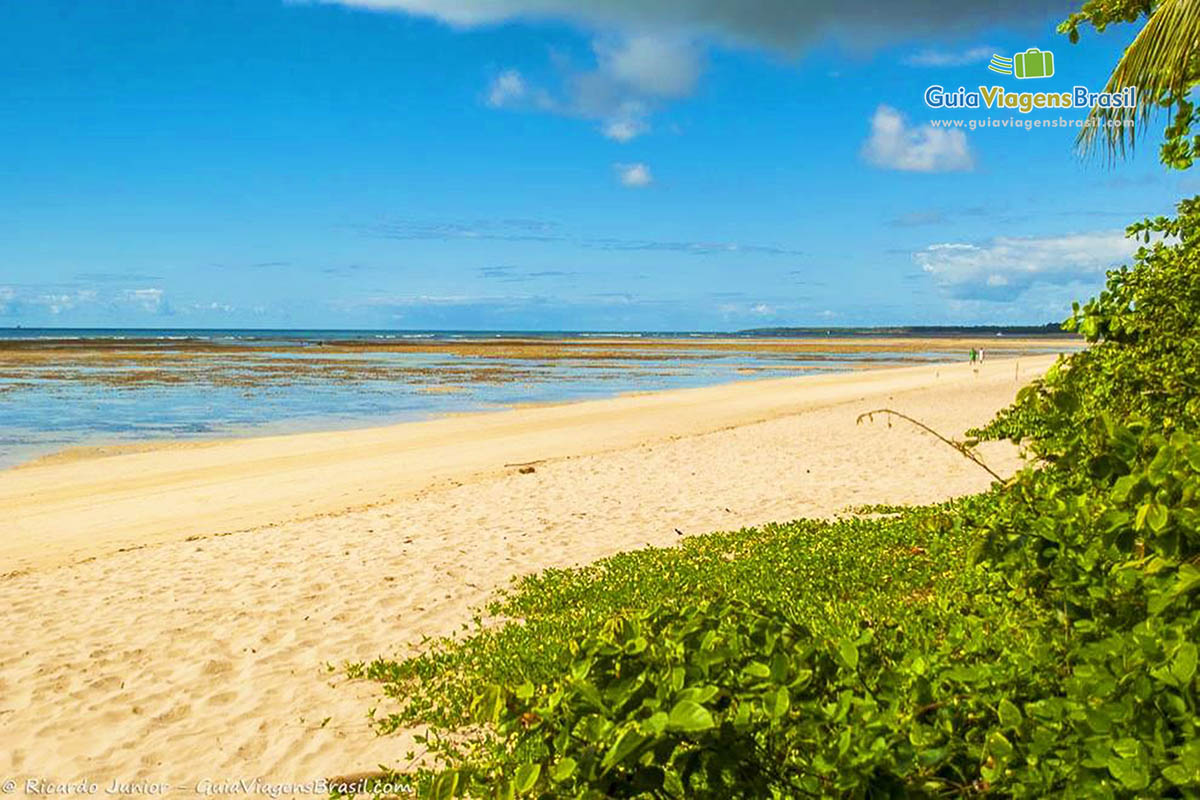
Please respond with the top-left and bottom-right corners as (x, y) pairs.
(969, 348), (977, 364)
(978, 348), (985, 363)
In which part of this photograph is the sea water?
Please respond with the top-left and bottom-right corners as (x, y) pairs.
(0, 328), (1073, 468)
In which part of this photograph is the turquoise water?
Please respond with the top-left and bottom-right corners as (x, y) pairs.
(0, 329), (1074, 468)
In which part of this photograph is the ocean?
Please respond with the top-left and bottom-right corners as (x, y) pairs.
(0, 328), (1076, 468)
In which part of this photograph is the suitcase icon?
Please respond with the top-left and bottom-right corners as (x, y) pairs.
(1013, 48), (1054, 79)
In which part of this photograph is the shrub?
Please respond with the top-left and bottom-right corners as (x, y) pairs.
(349, 195), (1200, 798)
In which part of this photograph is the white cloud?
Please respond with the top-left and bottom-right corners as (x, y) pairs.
(486, 68), (556, 111)
(913, 230), (1136, 300)
(861, 104), (973, 172)
(486, 69), (527, 107)
(319, 1), (1060, 53)
(483, 34), (700, 141)
(121, 288), (166, 313)
(324, 0), (1060, 143)
(903, 45), (995, 67)
(0, 286), (172, 317)
(36, 290), (98, 315)
(346, 293), (502, 308)
(594, 35), (702, 98)
(601, 118), (647, 142)
(189, 301), (236, 313)
(615, 162), (652, 187)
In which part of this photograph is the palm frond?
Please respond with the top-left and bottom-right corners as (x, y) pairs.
(1079, 0), (1200, 161)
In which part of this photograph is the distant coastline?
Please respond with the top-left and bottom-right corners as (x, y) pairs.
(737, 323), (1075, 337)
(0, 324), (1083, 345)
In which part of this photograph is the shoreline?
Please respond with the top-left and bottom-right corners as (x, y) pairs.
(1, 355), (1056, 574)
(2, 359), (881, 474)
(1, 353), (1055, 789)
(0, 335), (1076, 474)
(3, 356), (948, 471)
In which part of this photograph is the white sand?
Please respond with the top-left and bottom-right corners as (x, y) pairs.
(0, 357), (1054, 792)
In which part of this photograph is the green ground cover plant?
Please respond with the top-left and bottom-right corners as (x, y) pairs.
(347, 198), (1200, 799)
(348, 504), (1050, 797)
(347, 4), (1200, 796)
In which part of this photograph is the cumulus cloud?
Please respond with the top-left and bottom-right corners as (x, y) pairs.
(37, 290), (98, 315)
(486, 69), (527, 107)
(485, 68), (557, 112)
(320, 1), (1059, 53)
(862, 105), (973, 172)
(0, 286), (174, 318)
(615, 162), (653, 187)
(483, 34), (701, 140)
(913, 230), (1136, 301)
(594, 34), (702, 98)
(903, 45), (995, 67)
(121, 288), (168, 313)
(326, 0), (1058, 142)
(601, 119), (647, 142)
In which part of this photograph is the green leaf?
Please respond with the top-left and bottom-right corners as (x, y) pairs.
(494, 778), (516, 800)
(1146, 502), (1169, 532)
(1171, 564), (1200, 599)
(549, 757), (577, 783)
(743, 661), (771, 679)
(642, 711), (668, 735)
(474, 685), (504, 724)
(987, 731), (1013, 760)
(1162, 764), (1196, 786)
(998, 698), (1023, 729)
(430, 771), (459, 800)
(513, 764), (541, 794)
(837, 640), (859, 671)
(1147, 447), (1174, 485)
(1172, 642), (1198, 685)
(667, 700), (715, 733)
(675, 685), (719, 705)
(732, 700), (753, 729)
(766, 686), (790, 720)
(1111, 474), (1141, 502)
(1135, 502), (1152, 531)
(1108, 755), (1151, 791)
(769, 651), (789, 682)
(601, 728), (648, 771)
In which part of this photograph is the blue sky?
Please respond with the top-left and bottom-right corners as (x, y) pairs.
(0, 0), (1192, 330)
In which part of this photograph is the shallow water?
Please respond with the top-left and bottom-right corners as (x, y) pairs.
(0, 329), (1076, 468)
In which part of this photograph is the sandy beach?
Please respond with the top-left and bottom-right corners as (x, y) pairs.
(0, 356), (1055, 792)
